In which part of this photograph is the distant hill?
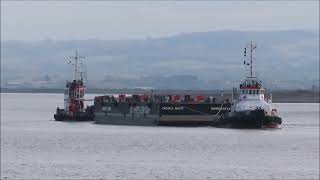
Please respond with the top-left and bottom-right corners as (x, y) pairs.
(1, 30), (319, 90)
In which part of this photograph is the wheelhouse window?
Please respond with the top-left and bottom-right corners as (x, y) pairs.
(249, 90), (252, 94)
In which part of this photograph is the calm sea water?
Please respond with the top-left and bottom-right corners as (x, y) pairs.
(1, 93), (319, 179)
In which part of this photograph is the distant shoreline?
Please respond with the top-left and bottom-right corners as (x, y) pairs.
(1, 88), (319, 103)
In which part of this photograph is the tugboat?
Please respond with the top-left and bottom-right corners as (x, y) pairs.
(54, 51), (94, 121)
(214, 42), (282, 128)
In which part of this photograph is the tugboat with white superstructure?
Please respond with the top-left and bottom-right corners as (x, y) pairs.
(213, 42), (282, 128)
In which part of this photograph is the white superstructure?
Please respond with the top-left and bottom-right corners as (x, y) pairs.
(232, 42), (277, 116)
(233, 77), (271, 113)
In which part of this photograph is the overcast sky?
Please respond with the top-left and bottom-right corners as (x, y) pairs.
(1, 1), (319, 41)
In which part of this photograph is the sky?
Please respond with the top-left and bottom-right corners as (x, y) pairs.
(1, 1), (319, 41)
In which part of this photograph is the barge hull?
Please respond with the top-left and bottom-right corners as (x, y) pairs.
(94, 102), (231, 126)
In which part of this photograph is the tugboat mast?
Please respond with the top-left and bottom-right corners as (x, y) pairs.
(250, 42), (253, 77)
(68, 50), (85, 81)
(244, 41), (257, 78)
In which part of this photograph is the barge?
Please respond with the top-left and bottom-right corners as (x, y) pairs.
(94, 94), (231, 126)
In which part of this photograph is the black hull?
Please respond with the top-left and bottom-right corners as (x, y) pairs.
(54, 113), (95, 121)
(93, 98), (282, 128)
(54, 108), (95, 121)
(158, 120), (213, 126)
(213, 109), (282, 128)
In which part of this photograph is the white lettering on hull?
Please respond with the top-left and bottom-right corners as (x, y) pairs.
(161, 107), (184, 110)
(210, 107), (231, 111)
(129, 106), (150, 115)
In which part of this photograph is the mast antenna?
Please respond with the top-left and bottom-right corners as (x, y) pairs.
(68, 50), (85, 81)
(244, 41), (257, 78)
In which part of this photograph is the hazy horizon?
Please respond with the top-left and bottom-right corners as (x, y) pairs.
(1, 2), (319, 90)
(2, 30), (319, 90)
(1, 29), (319, 43)
(1, 1), (319, 41)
